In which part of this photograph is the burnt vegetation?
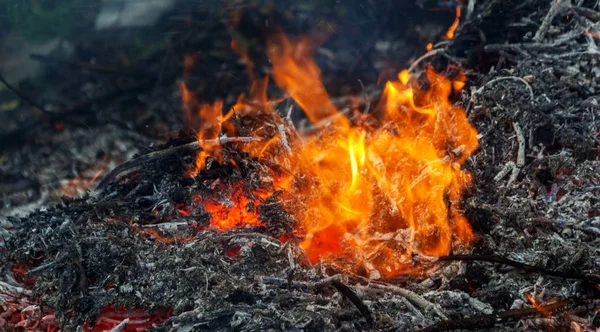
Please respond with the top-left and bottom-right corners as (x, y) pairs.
(1, 0), (599, 331)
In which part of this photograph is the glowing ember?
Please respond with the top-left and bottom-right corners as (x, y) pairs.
(184, 32), (478, 277)
(197, 185), (271, 229)
(525, 292), (552, 318)
(84, 306), (171, 332)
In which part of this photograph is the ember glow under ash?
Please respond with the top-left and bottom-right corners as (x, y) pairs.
(83, 306), (171, 332)
(198, 185), (271, 230)
(181, 32), (478, 277)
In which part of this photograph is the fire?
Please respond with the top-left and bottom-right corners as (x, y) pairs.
(179, 81), (194, 126)
(180, 84), (224, 176)
(194, 101), (224, 171)
(196, 185), (271, 229)
(525, 292), (555, 320)
(445, 6), (461, 39)
(267, 34), (349, 129)
(184, 32), (478, 277)
(584, 30), (600, 40)
(525, 293), (544, 312)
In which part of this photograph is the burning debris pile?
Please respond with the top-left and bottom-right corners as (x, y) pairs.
(1, 0), (599, 331)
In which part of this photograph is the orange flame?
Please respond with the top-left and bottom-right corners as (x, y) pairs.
(445, 7), (461, 39)
(182, 32), (477, 277)
(267, 34), (349, 130)
(195, 101), (223, 170)
(526, 293), (551, 317)
(179, 81), (194, 126)
(263, 34), (477, 277)
(182, 95), (224, 176)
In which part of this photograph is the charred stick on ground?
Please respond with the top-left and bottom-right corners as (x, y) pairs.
(91, 137), (262, 197)
(439, 255), (600, 285)
(330, 280), (374, 325)
(418, 297), (575, 332)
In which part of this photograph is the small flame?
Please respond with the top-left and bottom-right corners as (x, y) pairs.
(445, 7), (461, 39)
(426, 42), (433, 51)
(571, 321), (583, 332)
(267, 34), (349, 130)
(180, 81), (194, 126)
(197, 101), (223, 165)
(585, 30), (600, 40)
(184, 99), (224, 176)
(526, 293), (551, 317)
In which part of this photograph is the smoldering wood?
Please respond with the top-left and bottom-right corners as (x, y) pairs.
(91, 136), (262, 198)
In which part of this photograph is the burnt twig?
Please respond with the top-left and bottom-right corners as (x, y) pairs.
(438, 255), (600, 284)
(90, 137), (262, 198)
(534, 0), (571, 42)
(357, 283), (447, 319)
(474, 76), (534, 102)
(0, 72), (52, 115)
(330, 280), (374, 325)
(262, 274), (373, 324)
(408, 50), (439, 73)
(407, 50), (463, 73)
(418, 297), (574, 332)
(508, 122), (526, 185)
(573, 6), (600, 22)
(107, 318), (130, 332)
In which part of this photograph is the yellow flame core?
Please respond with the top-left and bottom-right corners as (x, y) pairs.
(348, 131), (366, 192)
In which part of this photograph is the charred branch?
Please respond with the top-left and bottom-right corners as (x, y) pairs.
(438, 255), (600, 285)
(92, 137), (261, 198)
(419, 297), (575, 332)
